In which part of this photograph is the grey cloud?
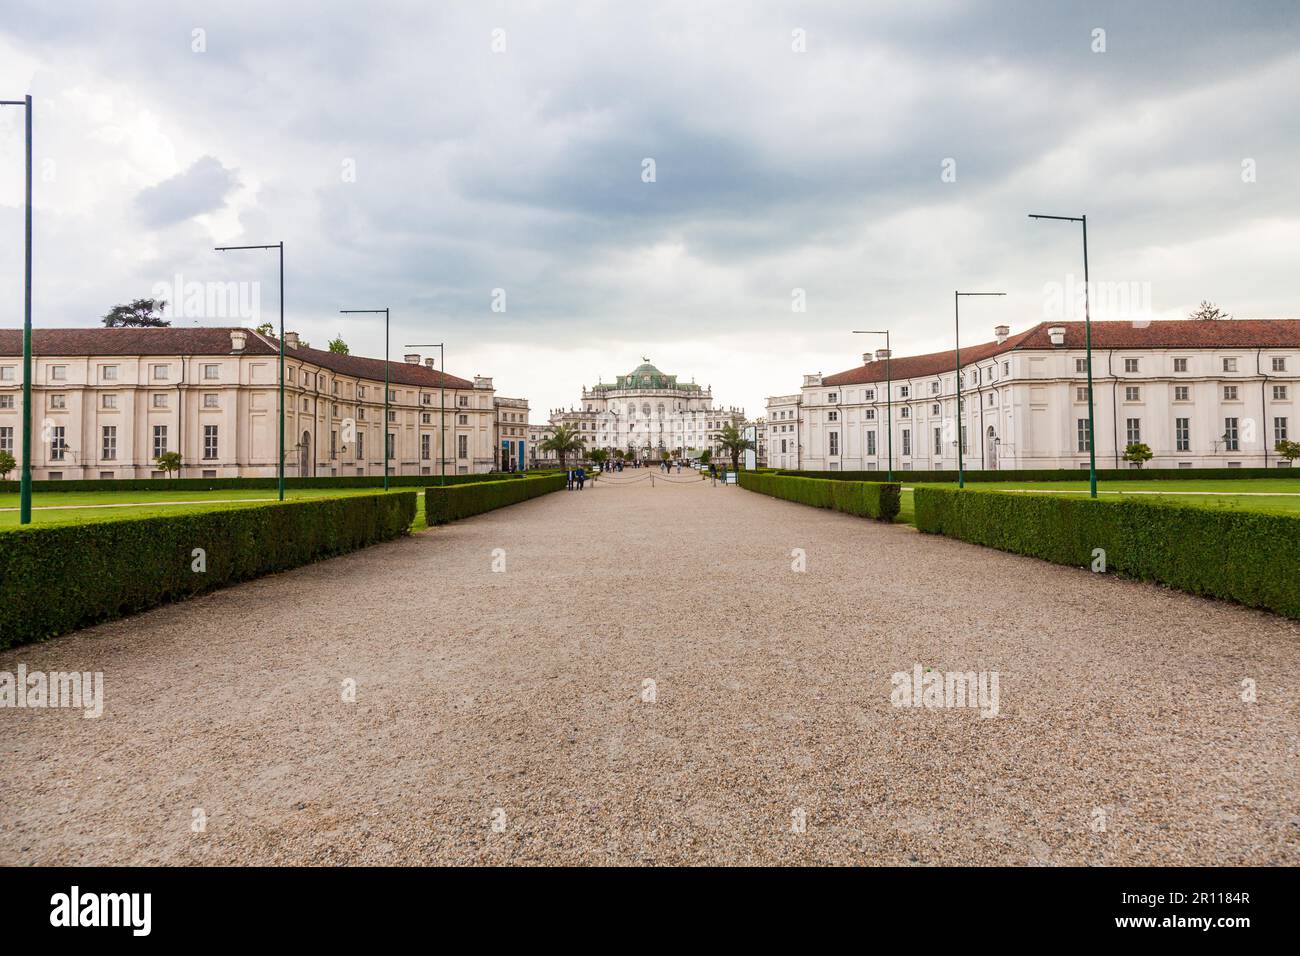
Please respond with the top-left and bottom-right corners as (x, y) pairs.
(134, 155), (240, 227)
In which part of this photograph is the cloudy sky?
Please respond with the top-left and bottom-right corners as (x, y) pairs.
(1, 0), (1297, 419)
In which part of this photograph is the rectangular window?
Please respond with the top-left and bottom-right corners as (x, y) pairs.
(102, 394), (117, 409)
(899, 386), (910, 398)
(102, 425), (117, 461)
(421, 412), (431, 424)
(50, 365), (66, 380)
(153, 424), (168, 458)
(356, 432), (364, 459)
(457, 434), (468, 459)
(1223, 418), (1239, 451)
(1273, 385), (1288, 401)
(867, 431), (876, 456)
(1275, 417), (1289, 444)
(101, 365), (118, 381)
(203, 424), (219, 460)
(1223, 357), (1237, 372)
(1126, 418), (1141, 445)
(1077, 419), (1090, 453)
(931, 403), (940, 416)
(458, 414), (468, 425)
(865, 390), (875, 401)
(153, 364), (169, 380)
(388, 389), (397, 402)
(204, 393), (219, 408)
(1173, 357), (1188, 373)
(2, 365), (16, 381)
(1174, 385), (1190, 402)
(901, 428), (911, 457)
(827, 393), (837, 403)
(153, 393), (168, 408)
(458, 395), (469, 407)
(827, 410), (838, 422)
(899, 407), (910, 419)
(828, 431), (839, 456)
(50, 426), (66, 461)
(386, 432), (395, 458)
(1175, 417), (1190, 452)
(1075, 358), (1088, 373)
(865, 408), (875, 421)
(1223, 385), (1238, 401)
(203, 364), (219, 380)
(421, 434), (431, 460)
(0, 426), (12, 452)
(1076, 387), (1088, 402)
(1272, 357), (1287, 372)
(1125, 386), (1140, 402)
(1124, 358), (1139, 373)
(933, 427), (942, 455)
(330, 430), (338, 460)
(0, 395), (12, 409)
(387, 410), (396, 423)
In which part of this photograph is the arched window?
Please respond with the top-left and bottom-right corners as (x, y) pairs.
(656, 403), (665, 418)
(641, 403), (651, 417)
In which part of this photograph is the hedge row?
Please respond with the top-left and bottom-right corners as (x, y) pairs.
(914, 487), (1300, 619)
(0, 492), (417, 648)
(425, 473), (566, 525)
(778, 467), (1298, 483)
(0, 472), (538, 494)
(738, 472), (900, 521)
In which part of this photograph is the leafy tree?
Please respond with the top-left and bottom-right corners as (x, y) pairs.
(698, 449), (712, 466)
(1122, 442), (1153, 467)
(541, 424), (586, 471)
(589, 448), (610, 469)
(1275, 439), (1300, 464)
(155, 451), (182, 477)
(103, 298), (169, 327)
(715, 422), (755, 471)
(327, 334), (349, 355)
(1189, 300), (1231, 321)
(0, 449), (15, 479)
(613, 448), (625, 461)
(659, 448), (671, 462)
(254, 322), (275, 336)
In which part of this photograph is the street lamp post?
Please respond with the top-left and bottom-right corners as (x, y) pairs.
(852, 330), (892, 481)
(3, 95), (33, 523)
(954, 291), (1006, 488)
(216, 241), (284, 500)
(341, 309), (390, 489)
(1030, 213), (1097, 498)
(406, 342), (445, 485)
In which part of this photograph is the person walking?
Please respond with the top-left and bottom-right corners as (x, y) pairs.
(577, 466), (586, 490)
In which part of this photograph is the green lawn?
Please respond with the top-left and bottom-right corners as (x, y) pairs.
(896, 478), (1300, 525)
(0, 487), (431, 532)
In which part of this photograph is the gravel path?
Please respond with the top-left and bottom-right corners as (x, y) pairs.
(2, 478), (1296, 865)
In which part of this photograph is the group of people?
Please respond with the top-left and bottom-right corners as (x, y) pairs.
(565, 466), (588, 490)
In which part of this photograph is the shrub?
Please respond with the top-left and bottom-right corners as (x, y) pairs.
(0, 472), (530, 495)
(914, 487), (1300, 619)
(777, 467), (1300, 483)
(425, 474), (566, 525)
(738, 472), (900, 521)
(0, 492), (417, 648)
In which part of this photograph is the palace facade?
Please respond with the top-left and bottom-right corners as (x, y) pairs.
(0, 327), (505, 479)
(548, 359), (745, 461)
(768, 319), (1300, 472)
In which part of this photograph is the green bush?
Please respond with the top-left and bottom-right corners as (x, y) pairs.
(0, 492), (417, 648)
(738, 472), (900, 521)
(426, 474), (566, 525)
(0, 472), (529, 495)
(914, 487), (1300, 619)
(778, 467), (1299, 483)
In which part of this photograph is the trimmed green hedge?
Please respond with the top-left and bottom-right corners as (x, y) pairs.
(738, 472), (900, 521)
(425, 474), (566, 525)
(0, 491), (417, 648)
(0, 472), (533, 494)
(778, 467), (1299, 483)
(914, 487), (1300, 619)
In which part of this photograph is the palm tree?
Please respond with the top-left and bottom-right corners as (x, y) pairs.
(541, 424), (586, 471)
(715, 422), (755, 472)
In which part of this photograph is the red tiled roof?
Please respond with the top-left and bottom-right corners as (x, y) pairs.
(822, 319), (1300, 386)
(0, 326), (475, 389)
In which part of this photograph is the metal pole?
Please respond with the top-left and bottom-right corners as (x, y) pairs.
(278, 242), (284, 500)
(384, 309), (389, 490)
(955, 292), (963, 488)
(440, 344), (446, 486)
(20, 96), (32, 523)
(1082, 215), (1098, 498)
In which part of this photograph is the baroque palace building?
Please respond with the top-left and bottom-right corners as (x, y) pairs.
(768, 319), (1300, 472)
(0, 326), (506, 479)
(547, 359), (745, 461)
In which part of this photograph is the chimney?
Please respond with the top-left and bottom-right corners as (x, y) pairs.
(283, 331), (300, 349)
(424, 358), (436, 368)
(230, 330), (247, 352)
(1047, 325), (1066, 346)
(862, 353), (873, 365)
(994, 324), (1010, 345)
(874, 348), (891, 362)
(474, 375), (493, 390)
(404, 353), (421, 365)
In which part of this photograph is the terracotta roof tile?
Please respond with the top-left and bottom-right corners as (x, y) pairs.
(0, 326), (475, 390)
(822, 319), (1300, 386)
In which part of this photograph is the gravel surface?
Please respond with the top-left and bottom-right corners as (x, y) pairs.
(2, 478), (1297, 865)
